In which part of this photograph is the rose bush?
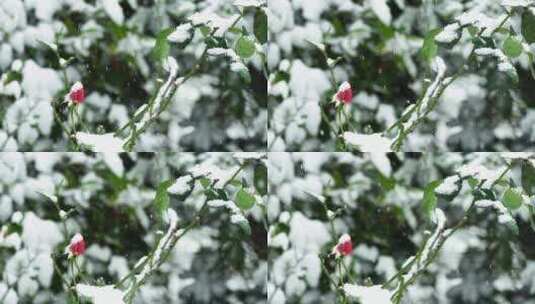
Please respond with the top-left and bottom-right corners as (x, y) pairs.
(268, 152), (535, 304)
(268, 0), (535, 152)
(0, 0), (267, 152)
(0, 152), (267, 303)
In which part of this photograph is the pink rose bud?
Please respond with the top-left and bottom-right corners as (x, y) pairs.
(68, 233), (86, 257)
(68, 82), (85, 104)
(334, 82), (353, 105)
(332, 234), (353, 257)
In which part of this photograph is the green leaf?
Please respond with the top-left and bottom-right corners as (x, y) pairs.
(473, 188), (496, 201)
(238, 220), (252, 236)
(235, 36), (256, 59)
(421, 29), (441, 61)
(238, 68), (251, 84)
(254, 9), (268, 44)
(200, 26), (211, 37)
(521, 161), (535, 196)
(254, 164), (267, 196)
(3, 71), (21, 85)
(154, 180), (174, 220)
(522, 11), (535, 44)
(422, 180), (441, 217)
(378, 174), (396, 192)
(467, 177), (479, 189)
(502, 188), (523, 210)
(199, 177), (211, 188)
(152, 28), (174, 60)
(505, 218), (519, 235)
(235, 188), (256, 210)
(503, 36), (523, 58)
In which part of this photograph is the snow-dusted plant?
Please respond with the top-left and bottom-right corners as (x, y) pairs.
(0, 0), (267, 152)
(268, 0), (535, 152)
(0, 152), (267, 303)
(268, 152), (535, 304)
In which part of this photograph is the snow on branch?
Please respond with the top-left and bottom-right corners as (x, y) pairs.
(391, 57), (450, 149)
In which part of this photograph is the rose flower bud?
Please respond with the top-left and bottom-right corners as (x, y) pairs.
(67, 233), (86, 257)
(67, 82), (85, 104)
(333, 81), (353, 105)
(332, 233), (353, 257)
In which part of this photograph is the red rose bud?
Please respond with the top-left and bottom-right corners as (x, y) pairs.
(68, 233), (86, 257)
(69, 82), (85, 104)
(335, 82), (353, 105)
(332, 234), (353, 257)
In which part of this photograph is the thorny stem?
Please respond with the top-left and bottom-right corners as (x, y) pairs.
(387, 10), (513, 151)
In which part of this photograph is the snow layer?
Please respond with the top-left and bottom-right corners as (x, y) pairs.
(167, 175), (193, 196)
(368, 0), (392, 25)
(343, 132), (393, 152)
(101, 0), (124, 25)
(76, 284), (125, 304)
(343, 284), (392, 304)
(75, 132), (126, 152)
(167, 24), (192, 43)
(435, 175), (460, 195)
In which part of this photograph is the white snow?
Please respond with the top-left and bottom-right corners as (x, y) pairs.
(475, 199), (516, 224)
(21, 212), (63, 253)
(68, 81), (83, 94)
(288, 212), (330, 254)
(475, 48), (515, 73)
(435, 175), (460, 195)
(188, 12), (241, 37)
(456, 163), (502, 189)
(435, 23), (460, 43)
(368, 0), (392, 25)
(343, 132), (393, 152)
(207, 199), (248, 224)
(233, 152), (267, 161)
(167, 24), (192, 43)
(289, 60), (331, 102)
(338, 81), (351, 92)
(343, 284), (392, 304)
(101, 0), (124, 25)
(75, 132), (126, 152)
(0, 0), (26, 32)
(455, 10), (506, 37)
(501, 0), (534, 7)
(102, 153), (124, 176)
(76, 284), (125, 304)
(22, 60), (63, 100)
(71, 233), (83, 244)
(234, 0), (265, 7)
(167, 175), (193, 196)
(369, 153), (392, 176)
(189, 163), (240, 189)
